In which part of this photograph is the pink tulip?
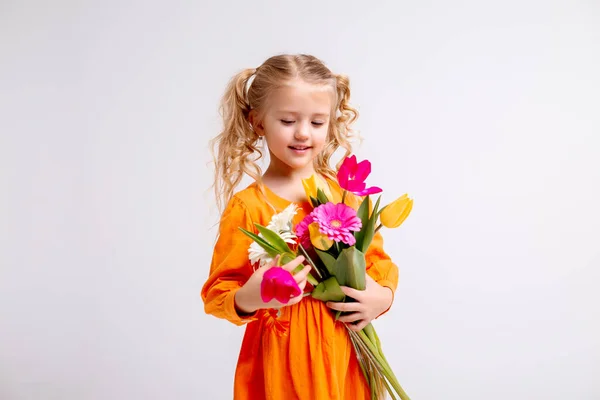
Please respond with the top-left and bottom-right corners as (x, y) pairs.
(337, 155), (382, 196)
(261, 267), (302, 304)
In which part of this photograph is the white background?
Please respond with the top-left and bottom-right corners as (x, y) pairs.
(1, 1), (599, 399)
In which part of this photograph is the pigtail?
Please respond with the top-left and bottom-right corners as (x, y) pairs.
(210, 68), (264, 213)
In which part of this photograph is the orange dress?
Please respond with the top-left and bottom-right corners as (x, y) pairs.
(201, 181), (399, 400)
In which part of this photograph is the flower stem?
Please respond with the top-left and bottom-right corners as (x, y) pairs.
(341, 190), (347, 204)
(297, 243), (323, 280)
(374, 223), (383, 234)
(357, 330), (411, 400)
(334, 241), (341, 255)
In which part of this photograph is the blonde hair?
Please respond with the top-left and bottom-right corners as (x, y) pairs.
(210, 54), (359, 212)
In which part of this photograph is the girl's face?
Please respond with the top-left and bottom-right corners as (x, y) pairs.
(252, 79), (333, 177)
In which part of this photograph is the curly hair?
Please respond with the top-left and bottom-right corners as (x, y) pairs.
(210, 54), (360, 212)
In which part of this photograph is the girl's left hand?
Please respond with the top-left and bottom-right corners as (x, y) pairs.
(326, 274), (393, 331)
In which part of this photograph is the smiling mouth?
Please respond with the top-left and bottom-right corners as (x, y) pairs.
(289, 146), (312, 150)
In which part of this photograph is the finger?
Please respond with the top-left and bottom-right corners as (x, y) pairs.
(326, 301), (362, 312)
(293, 265), (311, 283)
(346, 320), (366, 332)
(281, 255), (305, 272)
(288, 292), (306, 306)
(353, 319), (369, 331)
(297, 278), (308, 292)
(339, 286), (365, 300)
(337, 313), (363, 324)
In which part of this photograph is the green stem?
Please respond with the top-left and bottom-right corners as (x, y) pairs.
(370, 327), (387, 368)
(374, 223), (383, 234)
(381, 377), (399, 400)
(357, 330), (411, 400)
(364, 323), (378, 348)
(297, 243), (323, 280)
(348, 329), (385, 400)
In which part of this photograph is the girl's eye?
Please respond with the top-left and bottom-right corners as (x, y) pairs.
(281, 120), (294, 125)
(312, 122), (325, 126)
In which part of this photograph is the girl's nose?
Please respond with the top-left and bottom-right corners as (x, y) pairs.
(294, 122), (310, 140)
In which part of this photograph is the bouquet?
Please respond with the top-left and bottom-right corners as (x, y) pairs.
(240, 155), (413, 400)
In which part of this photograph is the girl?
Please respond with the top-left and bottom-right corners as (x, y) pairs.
(201, 54), (399, 400)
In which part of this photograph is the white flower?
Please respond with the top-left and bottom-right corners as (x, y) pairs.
(247, 203), (299, 268)
(266, 203), (298, 244)
(249, 240), (273, 267)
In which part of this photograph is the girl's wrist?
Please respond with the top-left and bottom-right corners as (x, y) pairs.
(234, 285), (260, 315)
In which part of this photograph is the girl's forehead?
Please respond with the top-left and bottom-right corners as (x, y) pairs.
(267, 81), (334, 115)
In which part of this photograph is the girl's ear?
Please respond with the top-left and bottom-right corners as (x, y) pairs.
(249, 110), (265, 137)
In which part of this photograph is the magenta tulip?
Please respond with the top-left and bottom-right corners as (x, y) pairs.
(337, 155), (382, 196)
(261, 267), (302, 304)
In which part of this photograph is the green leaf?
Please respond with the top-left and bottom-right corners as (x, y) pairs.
(354, 195), (371, 251)
(238, 227), (279, 256)
(279, 252), (296, 265)
(254, 224), (292, 254)
(316, 188), (329, 205)
(311, 277), (346, 302)
(315, 248), (337, 276)
(330, 247), (367, 321)
(373, 195), (383, 215)
(310, 196), (319, 208)
(334, 247), (366, 290)
(361, 195), (382, 252)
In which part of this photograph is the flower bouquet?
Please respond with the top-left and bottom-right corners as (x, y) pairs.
(239, 155), (413, 400)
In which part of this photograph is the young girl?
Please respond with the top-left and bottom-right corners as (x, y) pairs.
(201, 54), (399, 400)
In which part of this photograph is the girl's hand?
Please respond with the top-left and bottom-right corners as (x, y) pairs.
(235, 255), (312, 315)
(326, 274), (393, 331)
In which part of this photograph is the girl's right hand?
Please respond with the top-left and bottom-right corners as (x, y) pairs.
(234, 255), (311, 315)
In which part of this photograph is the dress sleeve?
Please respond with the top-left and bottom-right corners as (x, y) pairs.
(201, 196), (259, 326)
(365, 230), (399, 318)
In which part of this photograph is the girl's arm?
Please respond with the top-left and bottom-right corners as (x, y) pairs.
(364, 230), (399, 318)
(201, 196), (260, 326)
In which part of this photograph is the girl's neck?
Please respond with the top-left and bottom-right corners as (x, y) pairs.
(263, 165), (315, 183)
(262, 165), (318, 204)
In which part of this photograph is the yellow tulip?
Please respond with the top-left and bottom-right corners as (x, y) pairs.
(302, 175), (332, 202)
(302, 175), (318, 200)
(308, 222), (333, 251)
(380, 194), (413, 228)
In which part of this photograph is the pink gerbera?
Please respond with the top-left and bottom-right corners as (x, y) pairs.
(311, 202), (362, 246)
(295, 214), (314, 249)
